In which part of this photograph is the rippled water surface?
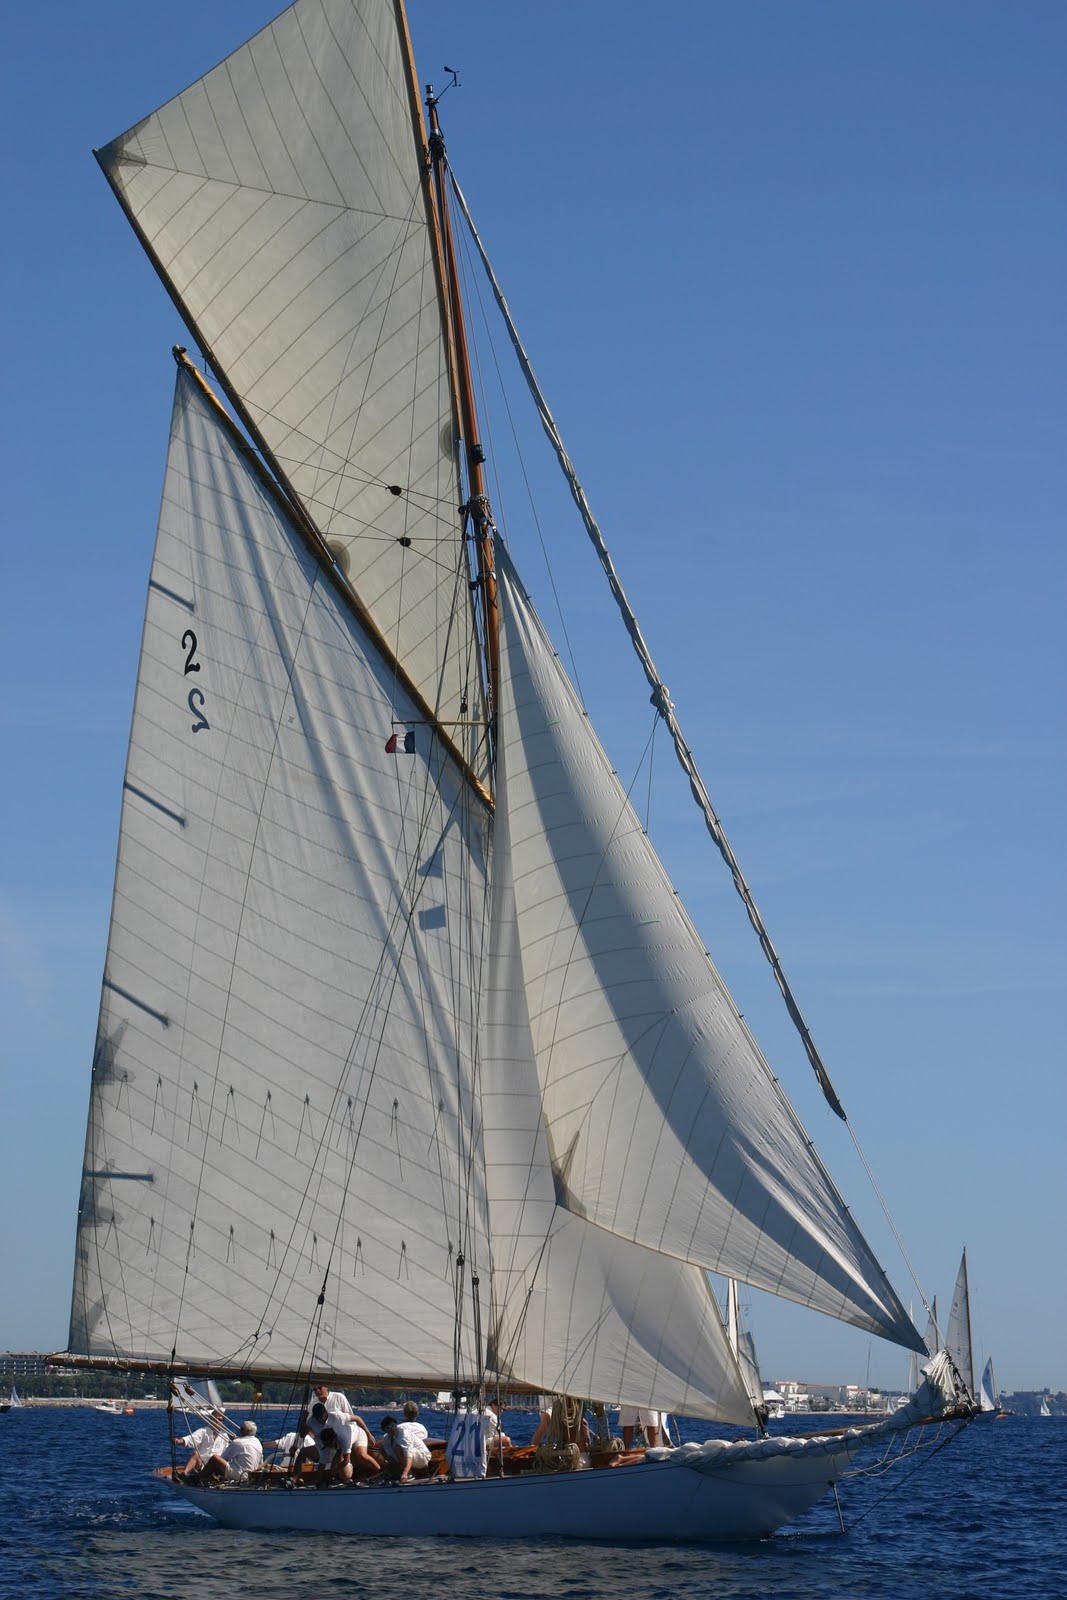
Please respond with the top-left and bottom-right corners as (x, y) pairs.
(0, 1407), (1061, 1599)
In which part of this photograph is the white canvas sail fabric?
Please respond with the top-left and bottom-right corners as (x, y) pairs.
(96, 0), (487, 782)
(725, 1280), (766, 1413)
(493, 545), (924, 1353)
(946, 1250), (976, 1397)
(979, 1357), (997, 1412)
(482, 701), (754, 1424)
(71, 368), (491, 1379)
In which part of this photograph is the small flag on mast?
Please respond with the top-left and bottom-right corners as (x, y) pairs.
(385, 729), (416, 754)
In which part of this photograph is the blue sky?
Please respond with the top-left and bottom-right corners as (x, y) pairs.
(2, 1), (1064, 1395)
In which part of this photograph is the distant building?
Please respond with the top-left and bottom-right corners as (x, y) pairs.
(771, 1379), (888, 1412)
(0, 1353), (53, 1378)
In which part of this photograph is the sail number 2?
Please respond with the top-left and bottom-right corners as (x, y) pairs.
(181, 630), (210, 733)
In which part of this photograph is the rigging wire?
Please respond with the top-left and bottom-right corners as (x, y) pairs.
(447, 163), (849, 1125)
(447, 167), (587, 711)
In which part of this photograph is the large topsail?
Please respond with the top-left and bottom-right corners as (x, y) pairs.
(71, 367), (491, 1380)
(96, 0), (488, 784)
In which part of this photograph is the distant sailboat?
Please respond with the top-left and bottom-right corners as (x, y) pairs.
(0, 1387), (22, 1413)
(1039, 1396), (1051, 1418)
(979, 1359), (997, 1413)
(724, 1280), (779, 1424)
(946, 1250), (977, 1403)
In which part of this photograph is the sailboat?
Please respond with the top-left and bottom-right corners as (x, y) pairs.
(0, 1387), (22, 1413)
(945, 1249), (979, 1406)
(979, 1358), (1009, 1419)
(1039, 1396), (1051, 1418)
(56, 0), (973, 1542)
(724, 1281), (781, 1423)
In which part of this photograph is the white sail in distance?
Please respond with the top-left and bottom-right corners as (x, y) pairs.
(72, 367), (491, 1381)
(95, 0), (488, 784)
(946, 1250), (976, 1398)
(979, 1358), (997, 1413)
(725, 1280), (765, 1415)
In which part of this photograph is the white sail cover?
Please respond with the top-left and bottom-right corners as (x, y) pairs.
(96, 0), (488, 782)
(493, 546), (924, 1353)
(946, 1250), (976, 1397)
(71, 368), (491, 1378)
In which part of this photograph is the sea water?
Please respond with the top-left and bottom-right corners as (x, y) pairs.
(0, 1406), (1060, 1599)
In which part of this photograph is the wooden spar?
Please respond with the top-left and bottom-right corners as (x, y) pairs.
(423, 85), (501, 737)
(49, 1351), (544, 1396)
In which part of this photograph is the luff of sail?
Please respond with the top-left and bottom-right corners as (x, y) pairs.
(95, 0), (489, 785)
(72, 365), (491, 1381)
(493, 546), (924, 1353)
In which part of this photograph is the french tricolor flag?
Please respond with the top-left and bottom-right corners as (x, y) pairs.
(385, 729), (416, 754)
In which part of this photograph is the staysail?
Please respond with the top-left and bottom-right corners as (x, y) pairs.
(95, 0), (488, 785)
(482, 620), (755, 1424)
(72, 365), (491, 1382)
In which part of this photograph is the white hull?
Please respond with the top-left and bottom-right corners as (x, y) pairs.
(173, 1439), (861, 1542)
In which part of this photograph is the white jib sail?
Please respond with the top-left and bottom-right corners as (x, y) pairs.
(482, 657), (754, 1424)
(72, 367), (491, 1380)
(96, 0), (488, 783)
(493, 545), (922, 1352)
(725, 1279), (766, 1414)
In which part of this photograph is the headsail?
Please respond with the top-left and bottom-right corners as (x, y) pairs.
(95, 0), (488, 784)
(946, 1249), (976, 1398)
(492, 545), (924, 1353)
(72, 365), (491, 1382)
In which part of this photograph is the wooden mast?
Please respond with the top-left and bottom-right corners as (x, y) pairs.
(423, 82), (501, 741)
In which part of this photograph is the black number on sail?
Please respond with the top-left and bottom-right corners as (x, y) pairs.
(187, 687), (209, 734)
(181, 629), (201, 674)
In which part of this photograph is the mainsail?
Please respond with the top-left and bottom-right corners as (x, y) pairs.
(72, 366), (491, 1382)
(71, 0), (932, 1436)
